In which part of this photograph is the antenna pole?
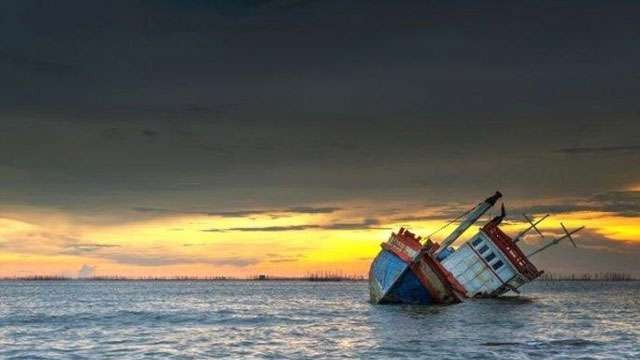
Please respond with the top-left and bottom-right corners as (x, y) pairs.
(527, 225), (585, 257)
(513, 214), (549, 243)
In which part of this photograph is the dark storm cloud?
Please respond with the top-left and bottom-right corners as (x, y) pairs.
(0, 0), (639, 215)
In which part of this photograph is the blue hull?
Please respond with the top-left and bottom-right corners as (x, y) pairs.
(369, 250), (433, 304)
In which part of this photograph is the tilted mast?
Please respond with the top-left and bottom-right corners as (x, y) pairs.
(513, 214), (549, 243)
(527, 222), (585, 257)
(434, 191), (502, 255)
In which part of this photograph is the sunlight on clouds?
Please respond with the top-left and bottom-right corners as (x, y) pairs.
(0, 201), (638, 277)
(0, 217), (38, 235)
(627, 184), (640, 191)
(532, 211), (639, 243)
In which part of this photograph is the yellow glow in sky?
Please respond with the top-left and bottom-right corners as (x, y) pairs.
(0, 200), (638, 278)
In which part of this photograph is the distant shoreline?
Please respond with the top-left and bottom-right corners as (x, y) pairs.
(1, 273), (637, 282)
(0, 274), (367, 282)
(0, 277), (368, 282)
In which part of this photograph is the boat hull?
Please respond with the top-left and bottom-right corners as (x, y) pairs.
(369, 227), (464, 305)
(369, 250), (433, 304)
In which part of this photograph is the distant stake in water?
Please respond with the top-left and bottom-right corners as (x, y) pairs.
(368, 192), (585, 305)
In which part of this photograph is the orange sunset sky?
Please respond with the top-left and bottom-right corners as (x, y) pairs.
(1, 186), (639, 278)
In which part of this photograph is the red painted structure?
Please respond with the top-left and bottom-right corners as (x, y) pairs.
(482, 220), (542, 280)
(379, 228), (465, 304)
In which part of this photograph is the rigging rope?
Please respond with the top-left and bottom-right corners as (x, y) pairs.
(426, 207), (473, 240)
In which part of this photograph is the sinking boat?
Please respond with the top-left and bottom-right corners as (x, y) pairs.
(369, 192), (584, 305)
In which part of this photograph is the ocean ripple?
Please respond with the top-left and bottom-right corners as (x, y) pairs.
(0, 281), (639, 359)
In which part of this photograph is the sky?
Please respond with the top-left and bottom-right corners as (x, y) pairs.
(0, 0), (639, 278)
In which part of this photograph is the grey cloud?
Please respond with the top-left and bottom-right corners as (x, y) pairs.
(556, 145), (640, 155)
(203, 218), (387, 232)
(321, 218), (387, 230)
(562, 229), (633, 254)
(220, 225), (318, 232)
(141, 129), (159, 137)
(100, 127), (161, 142)
(0, 231), (121, 256)
(267, 252), (304, 263)
(390, 208), (469, 223)
(519, 229), (640, 276)
(509, 204), (592, 215)
(269, 258), (299, 263)
(592, 191), (640, 217)
(132, 207), (174, 214)
(0, 232), (81, 254)
(101, 127), (125, 141)
(511, 191), (640, 218)
(70, 243), (120, 249)
(108, 254), (259, 267)
(0, 49), (75, 74)
(1, 1), (640, 277)
(131, 206), (341, 218)
(390, 215), (444, 222)
(182, 103), (239, 116)
(285, 206), (341, 214)
(62, 243), (121, 255)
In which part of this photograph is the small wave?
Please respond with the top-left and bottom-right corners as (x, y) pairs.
(0, 309), (307, 328)
(482, 338), (601, 349)
(491, 296), (536, 304)
(547, 339), (601, 347)
(482, 341), (522, 346)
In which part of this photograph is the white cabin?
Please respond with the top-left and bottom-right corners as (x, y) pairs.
(440, 229), (535, 297)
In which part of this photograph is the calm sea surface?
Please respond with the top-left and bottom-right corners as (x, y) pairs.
(0, 280), (638, 359)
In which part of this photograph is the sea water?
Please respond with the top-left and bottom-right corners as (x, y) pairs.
(0, 281), (638, 359)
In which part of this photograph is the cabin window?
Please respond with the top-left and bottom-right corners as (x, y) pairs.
(472, 237), (483, 247)
(492, 260), (504, 270)
(485, 252), (496, 262)
(478, 245), (489, 254)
